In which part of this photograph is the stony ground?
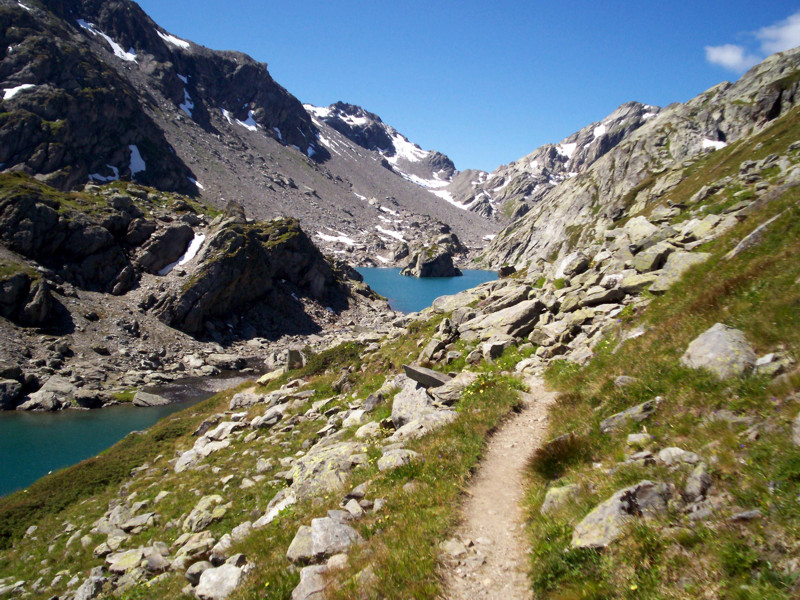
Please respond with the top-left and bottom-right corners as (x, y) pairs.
(440, 377), (556, 600)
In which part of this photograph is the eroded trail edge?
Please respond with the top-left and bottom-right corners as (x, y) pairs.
(441, 376), (557, 600)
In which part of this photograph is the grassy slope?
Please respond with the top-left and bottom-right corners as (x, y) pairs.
(0, 302), (529, 599)
(525, 110), (800, 599)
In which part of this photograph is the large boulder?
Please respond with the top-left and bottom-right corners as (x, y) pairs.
(401, 246), (462, 278)
(195, 563), (243, 600)
(17, 375), (76, 411)
(390, 379), (436, 428)
(680, 323), (756, 379)
(137, 224), (194, 274)
(571, 480), (671, 548)
(288, 441), (362, 499)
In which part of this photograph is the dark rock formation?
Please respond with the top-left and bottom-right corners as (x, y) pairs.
(400, 246), (462, 278)
(153, 217), (350, 335)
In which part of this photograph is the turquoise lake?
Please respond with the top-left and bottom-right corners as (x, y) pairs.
(0, 269), (495, 497)
(356, 268), (497, 313)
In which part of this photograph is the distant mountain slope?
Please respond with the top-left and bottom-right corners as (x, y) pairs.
(439, 102), (660, 221)
(0, 0), (494, 262)
(482, 46), (800, 268)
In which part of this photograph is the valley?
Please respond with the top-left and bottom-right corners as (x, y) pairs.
(0, 1), (799, 599)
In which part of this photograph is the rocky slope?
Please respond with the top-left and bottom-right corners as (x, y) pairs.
(482, 46), (800, 268)
(0, 0), (495, 267)
(440, 101), (660, 221)
(0, 174), (394, 411)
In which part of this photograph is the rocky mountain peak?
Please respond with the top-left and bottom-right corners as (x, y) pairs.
(305, 101), (457, 189)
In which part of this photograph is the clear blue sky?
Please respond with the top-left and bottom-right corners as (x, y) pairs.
(136, 0), (800, 172)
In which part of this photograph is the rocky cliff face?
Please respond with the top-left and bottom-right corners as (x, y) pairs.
(482, 46), (800, 268)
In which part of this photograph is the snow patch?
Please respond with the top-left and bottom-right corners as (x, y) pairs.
(272, 127), (283, 141)
(3, 83), (35, 100)
(702, 138), (727, 151)
(188, 177), (205, 190)
(179, 89), (194, 117)
(158, 232), (206, 276)
(128, 145), (146, 176)
(483, 234), (496, 241)
(431, 189), (469, 211)
(307, 145), (316, 158)
(77, 19), (137, 62)
(593, 124), (607, 139)
(556, 143), (577, 159)
(177, 74), (188, 84)
(304, 104), (331, 119)
(221, 109), (233, 124)
(375, 255), (390, 264)
(157, 30), (190, 49)
(643, 112), (657, 120)
(238, 111), (258, 132)
(375, 225), (405, 241)
(386, 132), (428, 164)
(316, 230), (356, 246)
(399, 172), (450, 189)
(17, 2), (31, 11)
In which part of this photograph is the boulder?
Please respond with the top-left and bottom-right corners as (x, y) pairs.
(401, 247), (461, 278)
(461, 299), (544, 338)
(287, 526), (313, 563)
(0, 379), (23, 409)
(680, 323), (756, 379)
(137, 224), (194, 274)
(309, 516), (363, 558)
(541, 484), (581, 514)
(291, 565), (329, 600)
(184, 495), (227, 532)
(554, 252), (590, 279)
(430, 371), (479, 405)
(132, 391), (171, 407)
(391, 379), (436, 428)
(17, 375), (76, 411)
(195, 564), (243, 600)
(599, 398), (659, 434)
(571, 480), (671, 548)
(402, 364), (452, 388)
(288, 441), (361, 499)
(684, 463), (711, 502)
(388, 410), (457, 443)
(378, 448), (420, 471)
(185, 561), (213, 586)
(649, 252), (711, 293)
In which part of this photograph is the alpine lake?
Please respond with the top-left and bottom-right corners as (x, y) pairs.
(1, 268), (496, 496)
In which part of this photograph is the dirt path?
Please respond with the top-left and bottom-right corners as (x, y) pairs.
(440, 376), (557, 600)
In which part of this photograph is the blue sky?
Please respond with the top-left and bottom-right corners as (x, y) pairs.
(136, 1), (800, 172)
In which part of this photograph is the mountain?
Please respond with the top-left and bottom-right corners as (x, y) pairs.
(437, 101), (660, 221)
(305, 101), (456, 190)
(0, 0), (494, 262)
(482, 46), (800, 268)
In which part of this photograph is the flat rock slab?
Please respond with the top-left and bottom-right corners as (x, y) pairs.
(402, 364), (452, 388)
(132, 391), (171, 407)
(680, 323), (756, 379)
